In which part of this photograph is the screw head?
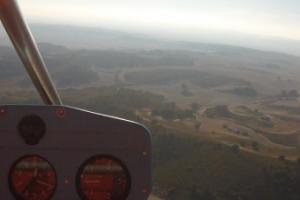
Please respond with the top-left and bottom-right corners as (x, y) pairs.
(56, 107), (66, 118)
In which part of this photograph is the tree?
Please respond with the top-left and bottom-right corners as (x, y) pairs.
(297, 158), (300, 165)
(181, 83), (192, 96)
(231, 144), (240, 153)
(195, 122), (202, 130)
(240, 141), (246, 147)
(278, 155), (286, 161)
(281, 90), (287, 97)
(190, 102), (200, 113)
(252, 141), (259, 151)
(289, 89), (299, 98)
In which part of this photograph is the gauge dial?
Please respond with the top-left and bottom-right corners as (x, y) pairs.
(9, 155), (56, 200)
(77, 155), (130, 200)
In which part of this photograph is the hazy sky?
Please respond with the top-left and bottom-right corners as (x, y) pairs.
(18, 0), (300, 41)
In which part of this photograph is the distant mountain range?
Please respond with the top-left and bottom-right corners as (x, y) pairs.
(1, 24), (300, 56)
(1, 40), (300, 91)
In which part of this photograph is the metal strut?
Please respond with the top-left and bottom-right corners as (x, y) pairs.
(0, 0), (62, 105)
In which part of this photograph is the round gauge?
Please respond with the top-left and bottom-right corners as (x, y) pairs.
(18, 115), (46, 145)
(9, 155), (57, 200)
(77, 155), (131, 200)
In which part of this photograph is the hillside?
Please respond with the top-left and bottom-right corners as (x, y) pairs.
(151, 129), (300, 200)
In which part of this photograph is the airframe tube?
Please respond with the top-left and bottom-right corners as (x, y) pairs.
(0, 0), (62, 105)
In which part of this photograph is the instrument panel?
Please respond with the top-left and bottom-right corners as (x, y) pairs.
(0, 105), (151, 200)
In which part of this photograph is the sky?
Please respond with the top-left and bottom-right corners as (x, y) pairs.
(15, 0), (300, 41)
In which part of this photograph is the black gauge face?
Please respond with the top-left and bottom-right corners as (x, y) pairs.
(18, 115), (46, 145)
(77, 155), (131, 200)
(9, 155), (57, 200)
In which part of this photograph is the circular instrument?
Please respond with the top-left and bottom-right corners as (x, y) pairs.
(9, 155), (57, 200)
(18, 115), (46, 145)
(77, 155), (131, 200)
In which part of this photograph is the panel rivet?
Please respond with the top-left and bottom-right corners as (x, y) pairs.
(142, 188), (149, 193)
(56, 107), (66, 118)
(64, 178), (69, 184)
(0, 107), (6, 117)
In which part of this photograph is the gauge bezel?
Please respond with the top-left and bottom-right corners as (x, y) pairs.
(8, 155), (57, 200)
(76, 155), (131, 200)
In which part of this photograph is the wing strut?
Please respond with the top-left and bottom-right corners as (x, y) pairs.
(0, 0), (62, 105)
